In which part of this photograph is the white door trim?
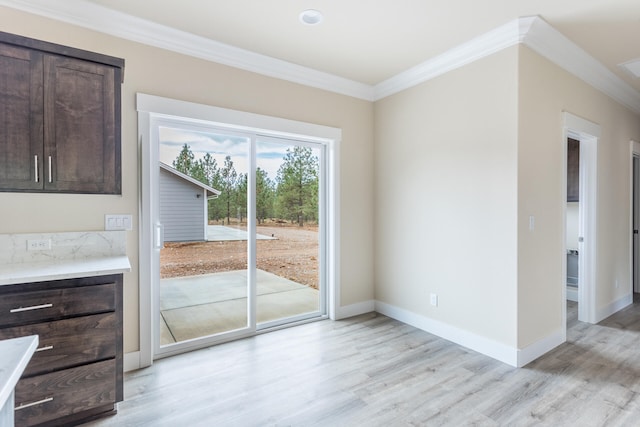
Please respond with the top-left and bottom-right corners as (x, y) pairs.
(562, 112), (600, 325)
(630, 141), (640, 294)
(136, 93), (341, 367)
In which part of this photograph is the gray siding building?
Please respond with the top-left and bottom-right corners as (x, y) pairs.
(159, 162), (220, 242)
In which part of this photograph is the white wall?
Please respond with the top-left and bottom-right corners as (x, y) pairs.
(518, 45), (640, 346)
(0, 6), (375, 354)
(375, 43), (640, 363)
(374, 47), (519, 349)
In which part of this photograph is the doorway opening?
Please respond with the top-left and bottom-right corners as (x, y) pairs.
(631, 141), (640, 300)
(562, 112), (599, 328)
(565, 137), (580, 306)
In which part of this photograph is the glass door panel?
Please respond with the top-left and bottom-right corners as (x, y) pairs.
(255, 139), (323, 327)
(158, 126), (250, 348)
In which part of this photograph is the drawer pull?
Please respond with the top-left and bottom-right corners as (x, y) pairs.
(10, 303), (53, 313)
(15, 397), (54, 411)
(36, 345), (54, 352)
(34, 155), (39, 182)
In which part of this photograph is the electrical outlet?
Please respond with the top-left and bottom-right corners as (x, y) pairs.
(105, 214), (133, 231)
(430, 293), (438, 307)
(27, 239), (51, 251)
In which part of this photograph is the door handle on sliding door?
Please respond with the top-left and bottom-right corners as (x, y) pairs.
(155, 223), (164, 249)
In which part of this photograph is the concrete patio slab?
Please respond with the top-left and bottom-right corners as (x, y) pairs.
(206, 225), (275, 241)
(160, 269), (319, 344)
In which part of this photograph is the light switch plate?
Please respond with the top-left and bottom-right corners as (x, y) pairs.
(430, 293), (438, 307)
(105, 214), (133, 231)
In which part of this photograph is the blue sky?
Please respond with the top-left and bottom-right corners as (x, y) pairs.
(159, 127), (292, 180)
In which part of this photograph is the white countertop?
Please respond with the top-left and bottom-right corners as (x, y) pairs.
(0, 335), (38, 411)
(0, 231), (131, 286)
(0, 256), (131, 286)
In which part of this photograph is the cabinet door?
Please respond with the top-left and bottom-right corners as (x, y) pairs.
(0, 312), (116, 377)
(14, 359), (116, 427)
(0, 43), (43, 190)
(44, 55), (120, 194)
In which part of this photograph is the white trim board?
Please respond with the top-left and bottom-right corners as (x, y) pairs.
(0, 0), (373, 101)
(595, 294), (633, 324)
(335, 300), (376, 320)
(375, 301), (564, 368)
(2, 1), (640, 111)
(123, 351), (141, 372)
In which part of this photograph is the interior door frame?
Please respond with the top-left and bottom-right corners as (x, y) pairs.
(630, 141), (640, 294)
(562, 112), (600, 326)
(136, 93), (341, 368)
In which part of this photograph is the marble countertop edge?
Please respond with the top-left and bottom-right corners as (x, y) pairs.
(0, 256), (131, 286)
(0, 335), (38, 410)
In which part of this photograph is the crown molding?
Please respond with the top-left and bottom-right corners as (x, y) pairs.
(521, 17), (640, 114)
(372, 17), (532, 101)
(1, 1), (639, 113)
(0, 0), (375, 101)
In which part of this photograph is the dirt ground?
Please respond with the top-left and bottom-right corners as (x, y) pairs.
(160, 222), (319, 289)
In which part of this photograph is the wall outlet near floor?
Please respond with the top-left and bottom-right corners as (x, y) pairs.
(27, 239), (51, 251)
(430, 293), (438, 307)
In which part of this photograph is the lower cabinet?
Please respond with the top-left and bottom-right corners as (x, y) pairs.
(15, 360), (116, 426)
(0, 274), (123, 427)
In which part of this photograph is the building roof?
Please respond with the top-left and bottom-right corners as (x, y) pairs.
(159, 162), (221, 199)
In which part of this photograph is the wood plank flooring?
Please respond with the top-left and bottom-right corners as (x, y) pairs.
(83, 296), (640, 426)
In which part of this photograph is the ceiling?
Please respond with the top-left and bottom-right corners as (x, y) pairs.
(76, 0), (640, 92)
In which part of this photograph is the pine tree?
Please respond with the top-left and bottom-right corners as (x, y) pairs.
(172, 143), (195, 174)
(256, 167), (275, 223)
(220, 155), (238, 225)
(275, 146), (319, 226)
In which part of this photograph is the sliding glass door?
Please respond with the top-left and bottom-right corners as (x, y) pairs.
(152, 119), (326, 357)
(255, 138), (325, 328)
(157, 125), (250, 349)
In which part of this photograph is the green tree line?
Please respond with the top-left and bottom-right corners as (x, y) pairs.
(172, 144), (319, 226)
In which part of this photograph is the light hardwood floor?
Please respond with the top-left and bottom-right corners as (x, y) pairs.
(84, 296), (640, 426)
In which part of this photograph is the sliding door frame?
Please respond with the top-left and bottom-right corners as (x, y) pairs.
(137, 93), (341, 367)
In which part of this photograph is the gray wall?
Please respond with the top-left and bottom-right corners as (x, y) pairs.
(159, 168), (206, 242)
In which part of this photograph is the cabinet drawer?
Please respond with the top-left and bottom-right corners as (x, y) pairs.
(0, 312), (116, 376)
(0, 283), (115, 327)
(14, 359), (116, 427)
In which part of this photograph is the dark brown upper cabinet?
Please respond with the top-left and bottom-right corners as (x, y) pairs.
(0, 32), (124, 194)
(567, 138), (580, 202)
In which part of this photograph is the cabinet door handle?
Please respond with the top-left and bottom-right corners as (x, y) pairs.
(10, 303), (53, 313)
(15, 397), (54, 411)
(48, 156), (52, 183)
(34, 155), (39, 182)
(36, 345), (54, 352)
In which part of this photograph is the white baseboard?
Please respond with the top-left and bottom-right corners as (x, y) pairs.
(375, 301), (519, 366)
(517, 329), (565, 367)
(124, 351), (141, 372)
(335, 300), (375, 320)
(374, 300), (565, 367)
(595, 293), (633, 323)
(566, 286), (578, 302)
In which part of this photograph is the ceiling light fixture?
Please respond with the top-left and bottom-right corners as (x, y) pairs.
(299, 9), (323, 26)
